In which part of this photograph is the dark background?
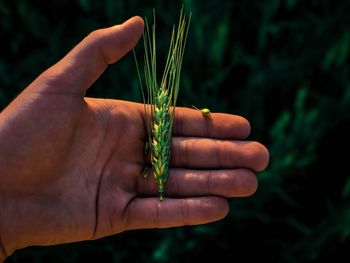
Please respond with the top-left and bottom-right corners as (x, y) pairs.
(1, 0), (350, 262)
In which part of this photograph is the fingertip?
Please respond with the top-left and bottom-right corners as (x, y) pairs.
(238, 116), (251, 138)
(120, 16), (144, 33)
(107, 16), (144, 53)
(246, 141), (270, 172)
(218, 197), (230, 220)
(221, 169), (258, 197)
(255, 143), (270, 172)
(205, 197), (230, 222)
(242, 170), (258, 196)
(130, 16), (145, 27)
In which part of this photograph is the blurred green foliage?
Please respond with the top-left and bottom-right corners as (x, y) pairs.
(1, 0), (350, 262)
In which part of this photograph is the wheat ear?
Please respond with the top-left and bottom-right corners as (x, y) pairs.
(134, 8), (191, 200)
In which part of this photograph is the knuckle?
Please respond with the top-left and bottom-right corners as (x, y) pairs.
(88, 28), (105, 40)
(218, 140), (230, 167)
(181, 200), (190, 225)
(152, 202), (160, 226)
(171, 138), (189, 166)
(86, 28), (111, 64)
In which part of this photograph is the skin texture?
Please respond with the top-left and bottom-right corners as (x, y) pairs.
(0, 16), (269, 261)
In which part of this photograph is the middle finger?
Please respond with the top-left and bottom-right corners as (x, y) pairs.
(170, 137), (269, 171)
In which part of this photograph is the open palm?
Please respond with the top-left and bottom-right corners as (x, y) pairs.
(0, 17), (268, 258)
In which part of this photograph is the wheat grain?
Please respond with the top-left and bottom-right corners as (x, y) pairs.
(192, 105), (212, 117)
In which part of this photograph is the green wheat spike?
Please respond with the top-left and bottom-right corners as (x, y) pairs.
(134, 8), (191, 200)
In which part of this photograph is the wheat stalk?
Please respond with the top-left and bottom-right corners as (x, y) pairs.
(134, 8), (191, 200)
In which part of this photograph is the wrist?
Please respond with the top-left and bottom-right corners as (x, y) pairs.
(0, 208), (7, 262)
(0, 194), (12, 262)
(0, 243), (6, 263)
(0, 223), (7, 262)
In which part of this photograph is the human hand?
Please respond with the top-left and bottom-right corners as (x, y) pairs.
(0, 16), (269, 260)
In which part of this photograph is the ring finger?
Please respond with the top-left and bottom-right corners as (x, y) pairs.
(136, 168), (258, 198)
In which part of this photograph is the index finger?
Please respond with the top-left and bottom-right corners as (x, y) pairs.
(173, 107), (251, 139)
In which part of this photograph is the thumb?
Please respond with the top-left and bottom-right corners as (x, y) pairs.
(29, 16), (144, 95)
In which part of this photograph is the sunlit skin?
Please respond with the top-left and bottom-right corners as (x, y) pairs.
(0, 16), (269, 261)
